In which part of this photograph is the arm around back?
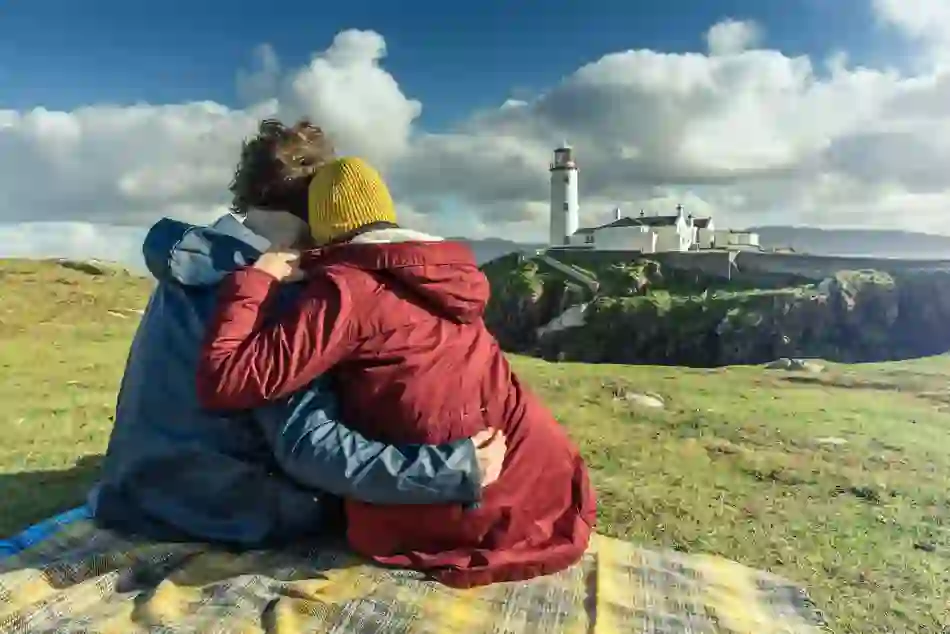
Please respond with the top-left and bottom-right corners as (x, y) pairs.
(255, 380), (482, 505)
(197, 266), (356, 410)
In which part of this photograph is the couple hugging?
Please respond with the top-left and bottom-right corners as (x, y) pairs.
(92, 119), (596, 588)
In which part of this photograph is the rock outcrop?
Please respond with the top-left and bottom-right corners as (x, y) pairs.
(56, 259), (130, 277)
(482, 254), (950, 367)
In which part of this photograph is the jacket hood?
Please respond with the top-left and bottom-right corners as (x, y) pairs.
(303, 227), (488, 323)
(142, 215), (269, 287)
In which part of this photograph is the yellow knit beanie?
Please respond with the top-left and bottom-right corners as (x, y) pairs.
(307, 157), (397, 244)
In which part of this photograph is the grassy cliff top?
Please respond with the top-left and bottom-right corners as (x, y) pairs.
(1, 258), (948, 632)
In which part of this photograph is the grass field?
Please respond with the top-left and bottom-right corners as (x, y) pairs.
(1, 258), (948, 633)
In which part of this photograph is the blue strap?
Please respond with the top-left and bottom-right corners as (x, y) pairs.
(0, 506), (91, 559)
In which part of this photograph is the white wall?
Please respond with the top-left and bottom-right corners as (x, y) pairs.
(655, 226), (687, 251)
(731, 232), (760, 247)
(697, 228), (715, 249)
(549, 167), (579, 246)
(711, 230), (760, 248)
(593, 226), (656, 252)
(679, 218), (692, 251)
(712, 230), (732, 248)
(568, 232), (594, 247)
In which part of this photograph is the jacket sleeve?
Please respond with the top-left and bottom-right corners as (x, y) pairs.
(256, 381), (482, 505)
(196, 266), (356, 410)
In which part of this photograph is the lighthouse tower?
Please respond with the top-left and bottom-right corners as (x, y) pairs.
(549, 144), (579, 246)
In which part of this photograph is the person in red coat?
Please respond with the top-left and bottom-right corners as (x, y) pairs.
(196, 156), (596, 588)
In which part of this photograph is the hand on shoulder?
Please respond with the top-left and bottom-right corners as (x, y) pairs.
(253, 248), (305, 283)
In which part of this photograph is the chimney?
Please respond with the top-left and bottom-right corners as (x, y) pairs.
(614, 207), (622, 221)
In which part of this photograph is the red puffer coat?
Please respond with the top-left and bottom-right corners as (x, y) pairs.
(196, 228), (596, 588)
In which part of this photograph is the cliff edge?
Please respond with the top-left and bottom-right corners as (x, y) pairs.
(482, 253), (950, 366)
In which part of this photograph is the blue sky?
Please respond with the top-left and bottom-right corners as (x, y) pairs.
(1, 0), (907, 129)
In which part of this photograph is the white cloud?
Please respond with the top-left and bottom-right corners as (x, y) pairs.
(874, 0), (950, 60)
(6, 13), (950, 262)
(0, 222), (147, 268)
(276, 30), (421, 165)
(0, 101), (264, 226)
(706, 19), (763, 56)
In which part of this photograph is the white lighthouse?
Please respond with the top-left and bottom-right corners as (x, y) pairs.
(549, 144), (579, 246)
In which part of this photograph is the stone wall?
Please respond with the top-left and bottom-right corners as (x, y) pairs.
(734, 251), (950, 281)
(652, 250), (736, 279)
(551, 249), (736, 279)
(546, 247), (950, 285)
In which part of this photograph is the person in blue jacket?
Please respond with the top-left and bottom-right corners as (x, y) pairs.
(90, 209), (505, 547)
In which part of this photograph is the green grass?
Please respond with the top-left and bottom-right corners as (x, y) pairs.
(1, 258), (949, 633)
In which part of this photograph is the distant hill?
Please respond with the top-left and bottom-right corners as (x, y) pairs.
(748, 226), (950, 260)
(450, 238), (545, 265)
(459, 228), (950, 263)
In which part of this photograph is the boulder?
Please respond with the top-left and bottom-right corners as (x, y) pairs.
(766, 358), (824, 372)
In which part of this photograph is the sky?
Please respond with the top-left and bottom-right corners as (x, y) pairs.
(2, 0), (950, 263)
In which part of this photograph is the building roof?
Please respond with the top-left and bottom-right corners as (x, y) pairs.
(692, 217), (712, 229)
(575, 215), (679, 235)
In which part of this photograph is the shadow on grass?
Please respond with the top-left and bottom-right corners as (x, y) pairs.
(781, 374), (908, 392)
(780, 374), (950, 410)
(0, 455), (102, 537)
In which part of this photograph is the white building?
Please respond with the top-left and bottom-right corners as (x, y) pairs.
(549, 144), (579, 247)
(723, 230), (760, 248)
(693, 217), (715, 248)
(547, 146), (759, 253)
(567, 206), (692, 252)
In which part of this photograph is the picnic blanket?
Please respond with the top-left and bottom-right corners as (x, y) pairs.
(0, 510), (831, 634)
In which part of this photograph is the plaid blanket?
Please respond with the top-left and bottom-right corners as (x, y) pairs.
(0, 517), (831, 634)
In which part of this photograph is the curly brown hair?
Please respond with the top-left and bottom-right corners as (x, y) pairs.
(229, 119), (336, 218)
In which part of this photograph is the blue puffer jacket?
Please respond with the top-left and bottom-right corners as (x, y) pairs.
(91, 215), (481, 547)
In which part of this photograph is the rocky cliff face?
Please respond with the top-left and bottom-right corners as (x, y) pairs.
(481, 256), (590, 351)
(482, 255), (950, 366)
